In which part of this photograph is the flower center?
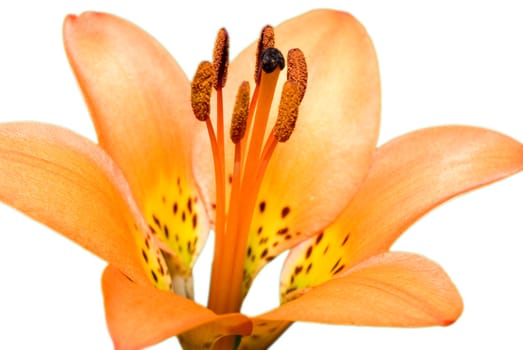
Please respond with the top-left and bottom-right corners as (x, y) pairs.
(190, 26), (308, 314)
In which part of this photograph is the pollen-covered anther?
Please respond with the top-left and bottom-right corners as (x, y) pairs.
(191, 61), (214, 121)
(287, 48), (308, 103)
(254, 25), (275, 83)
(212, 28), (229, 89)
(230, 81), (251, 143)
(274, 81), (301, 142)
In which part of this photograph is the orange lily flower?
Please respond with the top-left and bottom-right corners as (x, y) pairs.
(1, 8), (523, 350)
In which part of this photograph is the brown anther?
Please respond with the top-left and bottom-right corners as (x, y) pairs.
(287, 48), (308, 103)
(230, 81), (251, 143)
(274, 81), (301, 142)
(191, 61), (214, 121)
(213, 28), (229, 89)
(254, 25), (275, 84)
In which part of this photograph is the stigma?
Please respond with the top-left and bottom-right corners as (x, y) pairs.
(190, 25), (308, 314)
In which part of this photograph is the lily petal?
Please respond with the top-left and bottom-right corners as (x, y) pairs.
(261, 252), (462, 327)
(102, 265), (253, 350)
(282, 126), (523, 295)
(0, 122), (168, 286)
(201, 9), (380, 293)
(238, 319), (290, 350)
(64, 12), (209, 280)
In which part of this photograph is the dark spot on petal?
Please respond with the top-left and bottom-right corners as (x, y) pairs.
(192, 214), (198, 229)
(187, 198), (193, 213)
(277, 227), (289, 235)
(286, 286), (297, 294)
(306, 262), (312, 273)
(305, 245), (313, 259)
(158, 260), (165, 275)
(323, 244), (330, 255)
(294, 265), (303, 275)
(173, 202), (178, 214)
(330, 258), (341, 273)
(281, 206), (290, 218)
(163, 225), (170, 239)
(260, 248), (268, 259)
(333, 264), (345, 275)
(315, 231), (324, 245)
(153, 215), (161, 228)
(259, 201), (266, 213)
(342, 233), (350, 246)
(141, 249), (148, 263)
(247, 246), (252, 257)
(257, 226), (263, 235)
(151, 270), (158, 283)
(182, 211), (186, 222)
(258, 236), (269, 245)
(148, 225), (156, 234)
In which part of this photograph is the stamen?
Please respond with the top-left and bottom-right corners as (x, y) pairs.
(190, 61), (214, 121)
(213, 28), (229, 90)
(287, 48), (308, 103)
(230, 81), (250, 144)
(274, 81), (301, 142)
(254, 25), (275, 84)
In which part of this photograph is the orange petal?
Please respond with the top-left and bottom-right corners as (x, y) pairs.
(282, 126), (523, 295)
(262, 252), (462, 327)
(0, 122), (166, 286)
(209, 9), (380, 294)
(237, 319), (290, 350)
(102, 265), (252, 349)
(64, 12), (209, 280)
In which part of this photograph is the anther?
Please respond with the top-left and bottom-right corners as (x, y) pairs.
(191, 61), (214, 121)
(213, 28), (229, 89)
(254, 25), (275, 83)
(230, 81), (251, 143)
(274, 81), (301, 142)
(287, 48), (308, 103)
(261, 47), (285, 74)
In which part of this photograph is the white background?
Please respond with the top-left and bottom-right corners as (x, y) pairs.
(1, 1), (523, 349)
